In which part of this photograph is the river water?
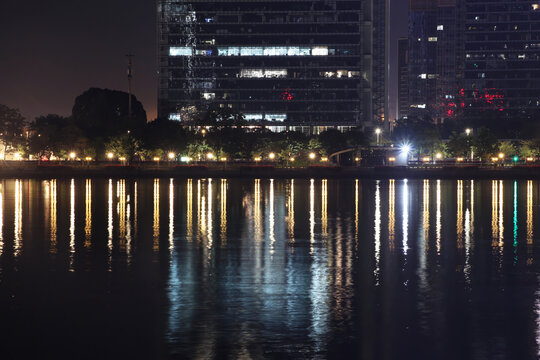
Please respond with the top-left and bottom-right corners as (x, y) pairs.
(0, 178), (539, 359)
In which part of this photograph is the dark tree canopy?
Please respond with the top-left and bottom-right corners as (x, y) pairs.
(72, 88), (147, 139)
(0, 104), (26, 153)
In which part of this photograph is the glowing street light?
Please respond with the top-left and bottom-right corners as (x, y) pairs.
(498, 153), (505, 159)
(69, 152), (76, 160)
(289, 157), (295, 162)
(207, 153), (214, 160)
(168, 152), (176, 160)
(268, 152), (276, 160)
(153, 157), (160, 162)
(107, 152), (114, 160)
(375, 128), (382, 145)
(309, 152), (316, 160)
(465, 128), (472, 136)
(436, 152), (443, 160)
(321, 157), (328, 162)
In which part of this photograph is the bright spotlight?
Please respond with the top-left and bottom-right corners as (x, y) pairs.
(401, 144), (411, 154)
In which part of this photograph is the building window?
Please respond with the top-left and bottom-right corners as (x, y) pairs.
(312, 46), (329, 56)
(170, 47), (193, 56)
(428, 37), (438, 42)
(169, 114), (181, 121)
(437, 25), (444, 31)
(201, 92), (215, 100)
(265, 114), (287, 122)
(244, 114), (263, 121)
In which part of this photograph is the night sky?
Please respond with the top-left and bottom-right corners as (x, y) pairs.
(0, 0), (407, 122)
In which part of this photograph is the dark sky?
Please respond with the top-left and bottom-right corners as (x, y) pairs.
(0, 0), (407, 122)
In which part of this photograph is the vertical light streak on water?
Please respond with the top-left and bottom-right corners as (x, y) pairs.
(419, 180), (429, 290)
(14, 179), (22, 257)
(50, 180), (57, 254)
(153, 178), (160, 253)
(118, 180), (126, 244)
(355, 179), (359, 243)
(134, 181), (138, 237)
(457, 180), (464, 250)
(492, 180), (499, 247)
(310, 188), (329, 355)
(389, 179), (395, 251)
(310, 179), (315, 254)
(85, 179), (92, 248)
(220, 179), (227, 245)
(269, 179), (275, 255)
(321, 179), (328, 238)
(187, 179), (193, 241)
(464, 179), (474, 283)
(499, 180), (504, 250)
(126, 188), (132, 266)
(287, 179), (295, 245)
(436, 180), (441, 255)
(207, 178), (213, 252)
(528, 180), (534, 264)
(254, 179), (262, 243)
(69, 179), (75, 272)
(402, 179), (409, 254)
(374, 180), (381, 285)
(169, 178), (174, 254)
(513, 181), (518, 264)
(108, 179), (113, 271)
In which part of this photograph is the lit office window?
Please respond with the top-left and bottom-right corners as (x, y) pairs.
(312, 46), (329, 56)
(170, 47), (193, 56)
(169, 114), (182, 121)
(244, 114), (263, 121)
(201, 93), (215, 100)
(265, 114), (287, 122)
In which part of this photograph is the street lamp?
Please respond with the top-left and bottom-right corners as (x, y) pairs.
(207, 153), (214, 160)
(69, 152), (76, 160)
(465, 128), (473, 160)
(268, 152), (276, 160)
(168, 152), (175, 160)
(375, 128), (381, 146)
(107, 152), (114, 160)
(309, 152), (316, 160)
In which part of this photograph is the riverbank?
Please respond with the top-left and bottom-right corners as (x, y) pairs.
(0, 162), (539, 179)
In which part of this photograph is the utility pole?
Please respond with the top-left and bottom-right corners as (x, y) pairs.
(126, 53), (134, 118)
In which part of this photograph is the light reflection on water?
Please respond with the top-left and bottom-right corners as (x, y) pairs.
(0, 178), (540, 359)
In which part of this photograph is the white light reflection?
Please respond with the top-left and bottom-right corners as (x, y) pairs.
(310, 179), (315, 254)
(50, 180), (57, 254)
(287, 179), (295, 245)
(207, 178), (213, 252)
(464, 180), (474, 283)
(269, 179), (275, 254)
(220, 179), (227, 245)
(14, 179), (22, 257)
(374, 180), (381, 285)
(153, 178), (160, 253)
(321, 179), (328, 238)
(85, 179), (92, 248)
(528, 180), (533, 265)
(436, 180), (441, 254)
(457, 180), (464, 250)
(389, 179), (395, 251)
(0, 183), (3, 256)
(108, 179), (113, 270)
(69, 179), (75, 271)
(355, 179), (359, 243)
(402, 179), (409, 253)
(169, 178), (174, 254)
(187, 179), (193, 241)
(419, 179), (429, 289)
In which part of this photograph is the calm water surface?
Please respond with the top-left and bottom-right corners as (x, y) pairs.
(0, 178), (539, 359)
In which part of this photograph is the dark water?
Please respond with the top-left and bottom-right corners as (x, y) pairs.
(0, 178), (540, 359)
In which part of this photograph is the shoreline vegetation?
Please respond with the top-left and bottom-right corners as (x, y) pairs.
(1, 161), (539, 179)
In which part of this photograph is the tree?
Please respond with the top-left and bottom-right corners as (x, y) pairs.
(72, 88), (147, 139)
(498, 140), (516, 158)
(473, 127), (499, 161)
(446, 132), (470, 157)
(105, 133), (141, 161)
(0, 104), (26, 157)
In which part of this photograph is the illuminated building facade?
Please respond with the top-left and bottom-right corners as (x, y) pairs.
(157, 0), (389, 131)
(408, 0), (463, 122)
(463, 0), (540, 116)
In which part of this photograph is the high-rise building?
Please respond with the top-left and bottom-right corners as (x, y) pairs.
(397, 38), (409, 120)
(157, 0), (388, 132)
(407, 0), (463, 123)
(463, 0), (540, 117)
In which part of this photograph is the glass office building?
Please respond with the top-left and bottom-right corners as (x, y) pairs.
(157, 0), (388, 131)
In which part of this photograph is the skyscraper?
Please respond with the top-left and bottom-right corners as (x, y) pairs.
(157, 0), (388, 132)
(463, 0), (540, 117)
(407, 0), (463, 123)
(397, 37), (409, 120)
